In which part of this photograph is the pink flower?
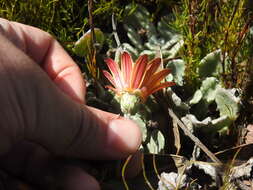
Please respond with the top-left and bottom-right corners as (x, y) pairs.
(103, 51), (175, 102)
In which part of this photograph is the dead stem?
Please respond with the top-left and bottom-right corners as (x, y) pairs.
(121, 155), (132, 190)
(141, 153), (155, 190)
(88, 0), (96, 52)
(214, 143), (253, 156)
(152, 154), (161, 181)
(168, 108), (222, 164)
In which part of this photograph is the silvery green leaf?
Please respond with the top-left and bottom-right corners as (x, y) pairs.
(123, 3), (184, 64)
(132, 6), (150, 28)
(189, 90), (202, 105)
(190, 77), (219, 105)
(141, 50), (156, 57)
(144, 41), (160, 50)
(146, 130), (165, 154)
(211, 115), (228, 125)
(215, 88), (240, 120)
(167, 59), (185, 86)
(185, 114), (212, 128)
(211, 115), (231, 132)
(182, 114), (231, 133)
(166, 73), (174, 82)
(145, 23), (158, 39)
(161, 50), (174, 59)
(167, 39), (184, 59)
(200, 77), (220, 103)
(198, 49), (222, 78)
(124, 4), (150, 29)
(124, 4), (157, 38)
(127, 114), (147, 142)
(125, 26), (143, 50)
(145, 27), (158, 41)
(157, 16), (176, 39)
(161, 35), (182, 50)
(123, 3), (184, 61)
(250, 26), (253, 36)
(167, 89), (190, 111)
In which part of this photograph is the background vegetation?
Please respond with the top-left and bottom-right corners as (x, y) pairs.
(1, 0), (253, 189)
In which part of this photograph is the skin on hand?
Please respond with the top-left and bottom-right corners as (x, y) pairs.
(0, 18), (86, 103)
(0, 18), (142, 189)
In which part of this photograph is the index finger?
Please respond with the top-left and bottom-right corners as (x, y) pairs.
(0, 18), (85, 103)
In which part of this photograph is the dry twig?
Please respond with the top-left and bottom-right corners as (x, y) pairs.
(168, 108), (222, 164)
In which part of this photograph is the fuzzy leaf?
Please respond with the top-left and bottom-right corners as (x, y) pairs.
(124, 4), (156, 44)
(144, 42), (160, 51)
(190, 77), (220, 105)
(144, 35), (183, 59)
(167, 89), (190, 111)
(189, 90), (202, 105)
(215, 88), (240, 120)
(123, 4), (182, 60)
(146, 130), (165, 154)
(73, 28), (104, 57)
(157, 16), (176, 40)
(166, 59), (185, 86)
(198, 49), (221, 78)
(127, 114), (147, 142)
(125, 25), (143, 50)
(185, 114), (212, 128)
(211, 115), (231, 132)
(250, 26), (253, 36)
(161, 35), (182, 50)
(166, 39), (184, 59)
(141, 50), (156, 58)
(125, 4), (150, 29)
(200, 77), (220, 103)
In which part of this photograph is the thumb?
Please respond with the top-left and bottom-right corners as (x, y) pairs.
(0, 32), (141, 159)
(64, 106), (142, 159)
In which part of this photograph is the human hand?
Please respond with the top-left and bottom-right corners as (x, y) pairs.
(0, 18), (141, 189)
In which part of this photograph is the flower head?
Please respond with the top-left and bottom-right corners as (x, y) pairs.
(103, 51), (175, 102)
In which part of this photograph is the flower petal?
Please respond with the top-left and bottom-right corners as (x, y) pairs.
(141, 58), (161, 87)
(104, 58), (124, 90)
(102, 70), (116, 87)
(145, 69), (171, 89)
(130, 54), (148, 89)
(142, 82), (175, 100)
(105, 85), (122, 94)
(121, 52), (133, 88)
